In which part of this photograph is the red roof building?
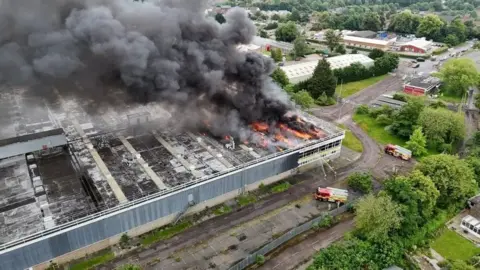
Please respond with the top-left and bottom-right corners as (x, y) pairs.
(403, 76), (441, 96)
(399, 38), (433, 54)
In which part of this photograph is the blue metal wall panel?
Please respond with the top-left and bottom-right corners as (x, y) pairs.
(0, 152), (299, 270)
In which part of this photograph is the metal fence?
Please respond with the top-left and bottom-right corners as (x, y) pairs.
(228, 205), (349, 270)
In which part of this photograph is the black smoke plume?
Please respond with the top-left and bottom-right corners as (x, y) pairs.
(0, 0), (294, 138)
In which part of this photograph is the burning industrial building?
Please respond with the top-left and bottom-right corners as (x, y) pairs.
(0, 1), (345, 269)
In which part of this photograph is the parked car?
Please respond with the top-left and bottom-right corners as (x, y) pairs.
(416, 57), (425, 62)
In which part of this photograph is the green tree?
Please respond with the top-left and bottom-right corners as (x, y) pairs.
(434, 58), (480, 96)
(418, 108), (465, 149)
(271, 68), (289, 87)
(466, 156), (480, 187)
(347, 172), (373, 194)
(355, 194), (403, 242)
(293, 36), (308, 57)
(368, 49), (385, 60)
(275, 22), (298, 42)
(416, 154), (477, 209)
(335, 44), (346, 54)
(448, 18), (467, 43)
(362, 12), (382, 31)
(215, 13), (226, 24)
(444, 34), (460, 47)
(406, 127), (428, 157)
(271, 14), (280, 20)
(259, 29), (268, 38)
(390, 97), (425, 138)
(371, 53), (399, 75)
(305, 59), (336, 98)
(416, 14), (444, 41)
(388, 10), (421, 34)
(292, 90), (315, 109)
(270, 48), (282, 62)
(324, 29), (342, 52)
(384, 170), (439, 235)
(289, 8), (301, 22)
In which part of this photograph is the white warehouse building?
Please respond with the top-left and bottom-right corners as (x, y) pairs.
(280, 54), (374, 84)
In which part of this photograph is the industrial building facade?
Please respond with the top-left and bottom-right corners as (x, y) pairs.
(0, 134), (343, 270)
(0, 86), (345, 270)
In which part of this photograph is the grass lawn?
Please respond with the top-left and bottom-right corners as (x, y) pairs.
(270, 182), (291, 193)
(439, 92), (464, 104)
(336, 75), (388, 98)
(352, 113), (438, 157)
(141, 220), (192, 246)
(352, 113), (406, 146)
(69, 250), (114, 270)
(431, 229), (480, 261)
(338, 124), (363, 152)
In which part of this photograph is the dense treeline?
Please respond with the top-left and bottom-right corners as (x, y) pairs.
(308, 151), (478, 269)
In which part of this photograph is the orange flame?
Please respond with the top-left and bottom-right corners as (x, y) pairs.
(252, 122), (269, 132)
(278, 123), (312, 140)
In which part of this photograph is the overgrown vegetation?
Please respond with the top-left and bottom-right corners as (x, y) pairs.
(69, 250), (115, 270)
(236, 193), (257, 207)
(117, 264), (143, 270)
(353, 97), (463, 155)
(270, 182), (291, 193)
(141, 221), (193, 246)
(213, 204), (233, 216)
(347, 172), (373, 194)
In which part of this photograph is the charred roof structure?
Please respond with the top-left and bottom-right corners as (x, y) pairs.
(0, 84), (344, 269)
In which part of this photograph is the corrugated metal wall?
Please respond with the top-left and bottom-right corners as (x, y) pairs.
(0, 152), (299, 270)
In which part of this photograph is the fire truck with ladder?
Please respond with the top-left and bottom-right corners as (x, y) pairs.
(314, 187), (348, 204)
(384, 144), (412, 161)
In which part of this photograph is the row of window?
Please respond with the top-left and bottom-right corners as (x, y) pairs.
(462, 220), (480, 234)
(302, 140), (341, 157)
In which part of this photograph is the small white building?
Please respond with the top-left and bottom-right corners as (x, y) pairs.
(461, 215), (480, 238)
(280, 54), (374, 84)
(342, 35), (396, 51)
(326, 54), (374, 70)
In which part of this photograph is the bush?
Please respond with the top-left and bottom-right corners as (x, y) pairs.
(432, 46), (448, 55)
(264, 22), (278, 30)
(392, 93), (408, 102)
(316, 92), (336, 106)
(120, 233), (130, 248)
(256, 254), (266, 265)
(356, 104), (370, 115)
(376, 114), (393, 126)
(318, 214), (334, 228)
(347, 172), (373, 194)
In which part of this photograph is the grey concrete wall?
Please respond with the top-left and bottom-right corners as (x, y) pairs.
(0, 152), (300, 270)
